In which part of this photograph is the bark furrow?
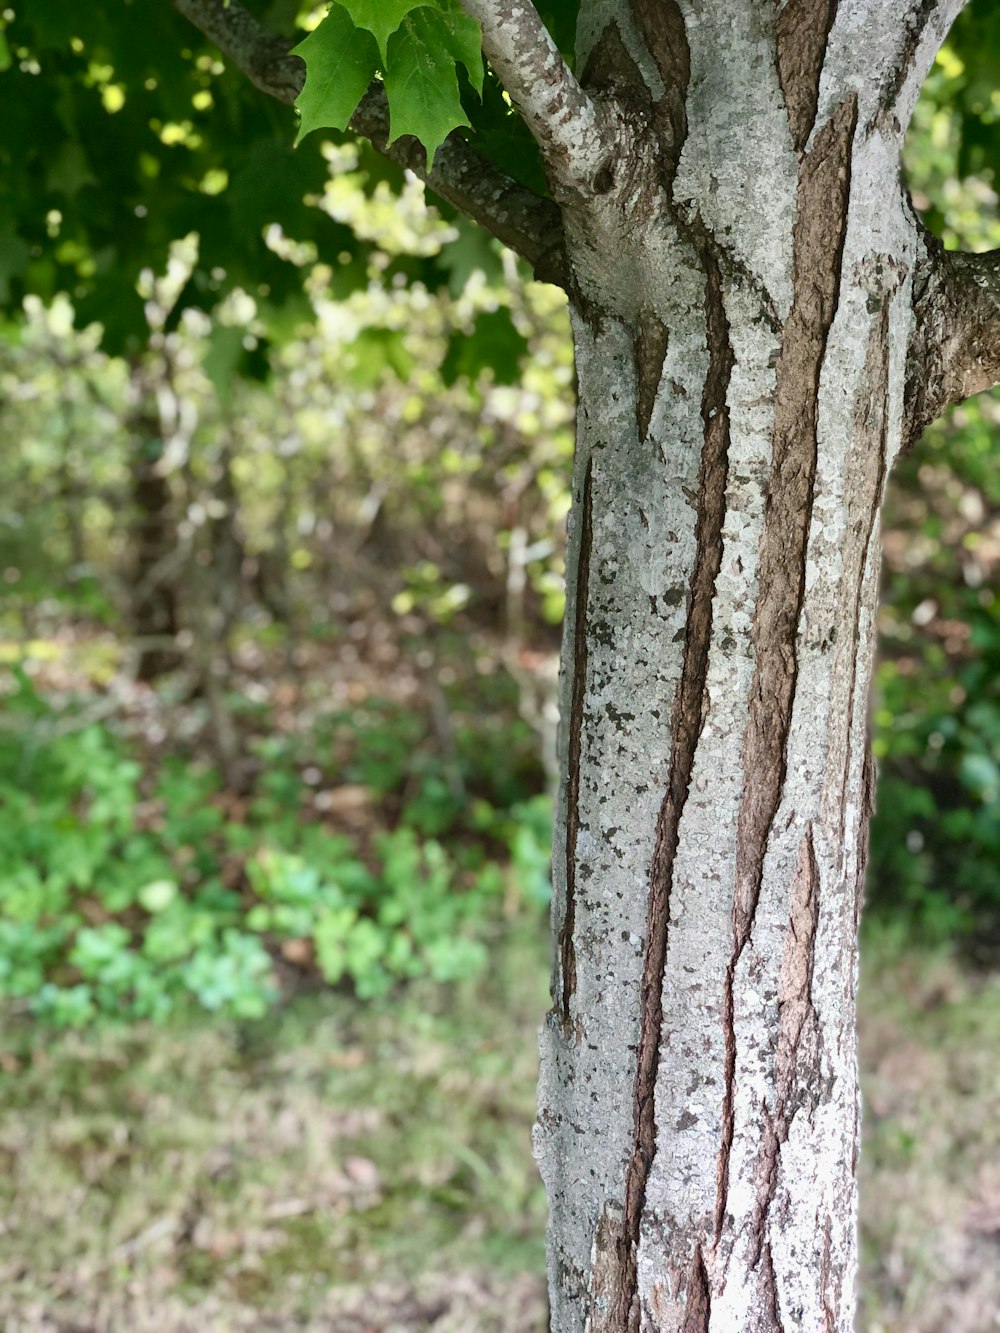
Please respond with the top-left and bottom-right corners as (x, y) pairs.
(600, 245), (734, 1333)
(560, 455), (594, 1032)
(775, 0), (839, 152)
(635, 311), (670, 440)
(716, 91), (858, 1247)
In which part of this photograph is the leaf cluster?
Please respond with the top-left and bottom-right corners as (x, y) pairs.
(295, 0), (484, 168)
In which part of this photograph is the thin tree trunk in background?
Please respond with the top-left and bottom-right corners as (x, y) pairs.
(126, 358), (181, 681)
(531, 2), (965, 1328)
(206, 429), (247, 643)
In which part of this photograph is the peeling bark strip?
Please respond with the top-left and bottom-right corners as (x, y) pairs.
(775, 0), (839, 152)
(560, 457), (593, 1031)
(717, 92), (858, 1237)
(593, 250), (734, 1333)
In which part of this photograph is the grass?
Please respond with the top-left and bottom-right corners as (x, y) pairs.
(858, 928), (1000, 1333)
(0, 921), (551, 1332)
(2, 922), (999, 1331)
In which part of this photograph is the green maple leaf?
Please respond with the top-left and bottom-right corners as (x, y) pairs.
(337, 0), (420, 61)
(292, 4), (380, 145)
(432, 0), (484, 96)
(385, 7), (479, 168)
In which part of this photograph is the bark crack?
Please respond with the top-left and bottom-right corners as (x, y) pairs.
(716, 91), (858, 1244)
(746, 825), (822, 1274)
(819, 1216), (836, 1332)
(681, 1243), (712, 1333)
(634, 310), (670, 439)
(775, 0), (840, 153)
(560, 456), (593, 1034)
(840, 299), (890, 874)
(594, 242), (733, 1333)
(760, 1240), (782, 1331)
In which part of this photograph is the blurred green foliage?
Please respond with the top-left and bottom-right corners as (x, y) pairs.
(869, 392), (1000, 941)
(865, 25), (1000, 943)
(0, 669), (551, 1024)
(1, 8), (1000, 1037)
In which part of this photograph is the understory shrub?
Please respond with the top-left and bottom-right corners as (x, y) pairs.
(0, 670), (551, 1025)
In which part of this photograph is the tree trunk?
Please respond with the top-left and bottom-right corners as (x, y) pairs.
(127, 357), (181, 681)
(532, 3), (965, 1329)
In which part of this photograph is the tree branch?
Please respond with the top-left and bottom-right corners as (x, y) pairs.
(171, 0), (568, 286)
(458, 0), (609, 190)
(905, 231), (1000, 444)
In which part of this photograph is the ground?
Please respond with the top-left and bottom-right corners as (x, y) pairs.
(0, 925), (998, 1331)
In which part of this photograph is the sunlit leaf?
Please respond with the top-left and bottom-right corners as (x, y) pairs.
(293, 4), (380, 145)
(338, 0), (420, 60)
(384, 8), (471, 169)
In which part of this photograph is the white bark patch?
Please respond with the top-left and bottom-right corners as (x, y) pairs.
(536, 306), (710, 1331)
(673, 2), (799, 318)
(814, 0), (965, 140)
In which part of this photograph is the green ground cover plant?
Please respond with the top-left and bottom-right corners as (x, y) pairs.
(0, 668), (551, 1025)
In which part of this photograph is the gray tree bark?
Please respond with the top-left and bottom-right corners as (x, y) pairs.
(519, 2), (985, 1330)
(170, 0), (1000, 1327)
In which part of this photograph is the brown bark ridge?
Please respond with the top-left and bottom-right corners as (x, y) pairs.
(775, 0), (840, 152)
